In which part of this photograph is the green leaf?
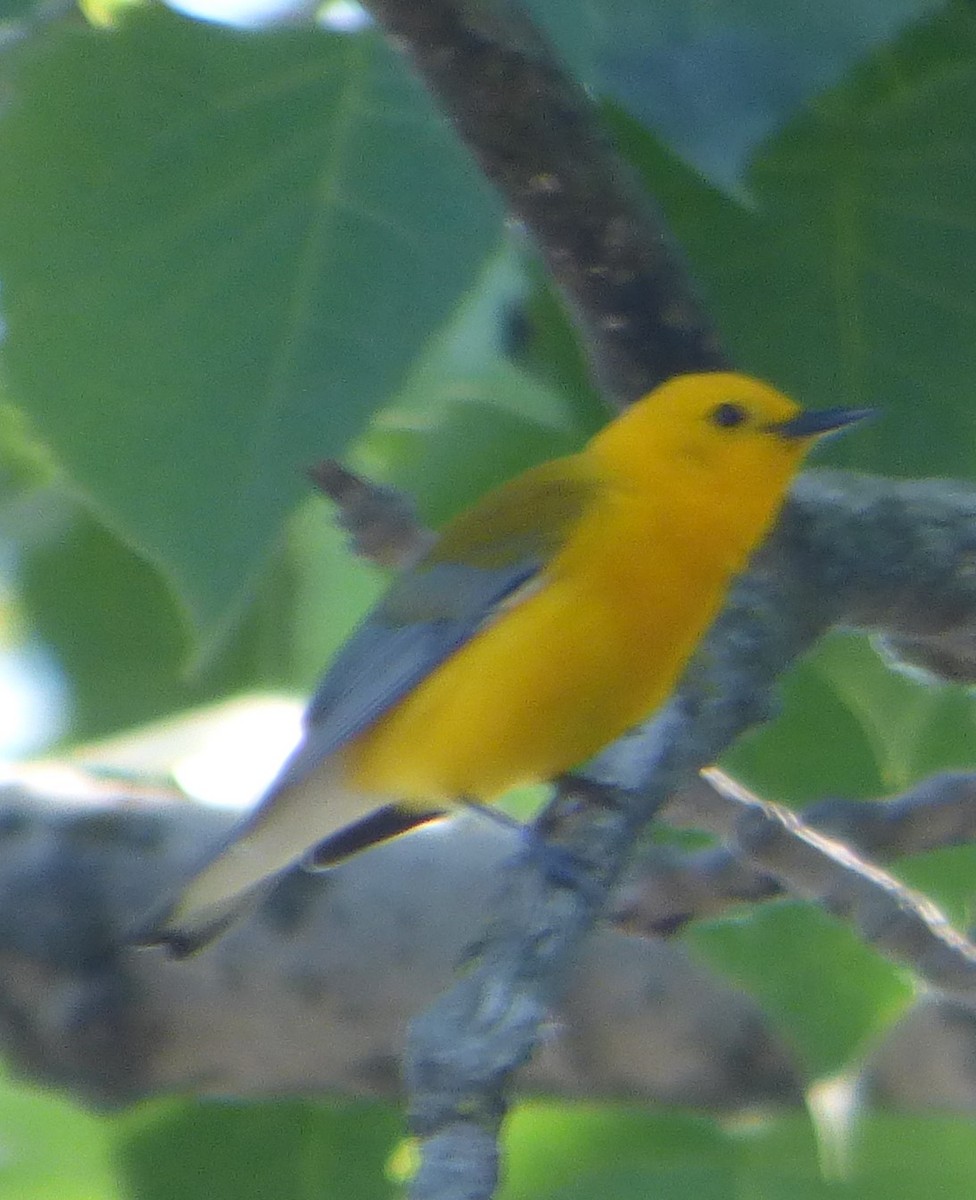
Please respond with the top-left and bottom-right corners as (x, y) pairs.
(688, 903), (913, 1079)
(17, 487), (338, 740)
(0, 0), (37, 22)
(0, 403), (54, 506)
(358, 248), (589, 523)
(603, 0), (942, 195)
(610, 1), (976, 483)
(895, 843), (976, 928)
(0, 1066), (121, 1200)
(528, 0), (941, 193)
(19, 496), (197, 739)
(727, 632), (976, 921)
(117, 1098), (400, 1200)
(376, 245), (593, 439)
(723, 644), (887, 806)
(500, 1104), (735, 1200)
(0, 7), (501, 650)
(851, 1113), (976, 1199)
(812, 634), (976, 793)
(284, 493), (385, 693)
(501, 1104), (837, 1200)
(726, 630), (976, 806)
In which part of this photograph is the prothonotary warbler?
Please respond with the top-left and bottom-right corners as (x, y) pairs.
(141, 372), (869, 954)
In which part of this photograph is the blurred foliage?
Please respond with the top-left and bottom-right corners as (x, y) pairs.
(611, 0), (976, 483)
(0, 5), (502, 643)
(118, 1099), (402, 1200)
(0, 1066), (122, 1200)
(0, 0), (974, 1197)
(529, 0), (943, 194)
(689, 902), (915, 1079)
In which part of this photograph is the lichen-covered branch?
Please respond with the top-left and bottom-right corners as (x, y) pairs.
(620, 770), (976, 935)
(0, 773), (800, 1110)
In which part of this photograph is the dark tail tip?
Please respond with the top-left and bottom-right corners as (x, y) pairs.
(136, 929), (205, 960)
(125, 903), (241, 959)
(305, 803), (445, 869)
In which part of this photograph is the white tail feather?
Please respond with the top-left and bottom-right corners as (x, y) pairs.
(137, 758), (393, 955)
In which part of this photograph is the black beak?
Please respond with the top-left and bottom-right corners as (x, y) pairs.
(769, 407), (876, 440)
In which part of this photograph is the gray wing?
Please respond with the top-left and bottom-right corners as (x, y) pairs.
(273, 557), (541, 792)
(276, 461), (605, 792)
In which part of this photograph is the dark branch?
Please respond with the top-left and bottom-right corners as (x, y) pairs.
(363, 0), (727, 407)
(307, 459), (435, 569)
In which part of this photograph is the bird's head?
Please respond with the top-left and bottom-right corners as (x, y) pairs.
(590, 371), (871, 501)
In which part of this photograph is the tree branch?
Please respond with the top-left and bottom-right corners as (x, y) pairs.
(315, 0), (976, 1189)
(0, 772), (800, 1111)
(307, 459), (435, 569)
(361, 0), (727, 408)
(620, 770), (976, 935)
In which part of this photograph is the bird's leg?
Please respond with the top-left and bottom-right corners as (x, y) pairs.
(461, 797), (601, 898)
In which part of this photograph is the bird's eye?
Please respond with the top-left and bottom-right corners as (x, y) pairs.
(709, 401), (748, 429)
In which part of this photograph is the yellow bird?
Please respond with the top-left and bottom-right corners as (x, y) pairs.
(141, 372), (868, 954)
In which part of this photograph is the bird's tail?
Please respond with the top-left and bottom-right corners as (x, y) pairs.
(131, 759), (442, 957)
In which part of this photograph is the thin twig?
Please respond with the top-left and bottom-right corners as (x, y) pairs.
(619, 769), (976, 937)
(307, 459), (435, 568)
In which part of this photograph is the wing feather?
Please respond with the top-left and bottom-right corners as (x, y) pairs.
(278, 460), (602, 791)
